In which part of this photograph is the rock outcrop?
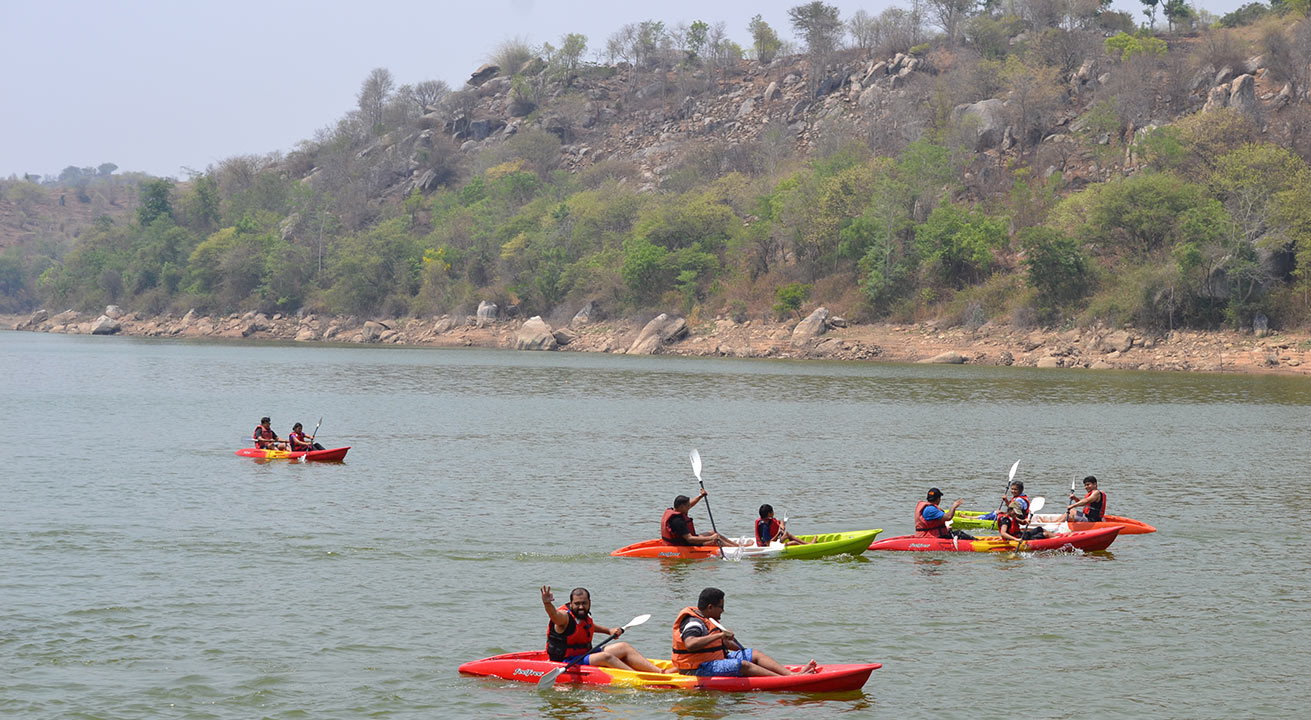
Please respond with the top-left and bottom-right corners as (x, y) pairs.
(515, 316), (558, 350)
(627, 313), (688, 355)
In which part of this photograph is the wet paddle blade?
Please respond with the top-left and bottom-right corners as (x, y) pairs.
(1008, 460), (1020, 483)
(537, 666), (565, 688)
(690, 449), (702, 481)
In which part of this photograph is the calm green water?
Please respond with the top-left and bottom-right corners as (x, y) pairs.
(1, 330), (1308, 719)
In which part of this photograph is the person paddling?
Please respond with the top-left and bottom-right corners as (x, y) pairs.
(541, 586), (672, 673)
(996, 499), (1056, 543)
(672, 587), (817, 677)
(288, 422), (324, 452)
(755, 504), (810, 547)
(661, 491), (739, 547)
(253, 417), (287, 451)
(1064, 475), (1106, 522)
(976, 480), (1029, 523)
(914, 487), (975, 540)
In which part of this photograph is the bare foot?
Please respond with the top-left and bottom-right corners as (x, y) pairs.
(802, 659), (819, 674)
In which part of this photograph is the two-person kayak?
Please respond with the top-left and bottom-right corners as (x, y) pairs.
(458, 651), (879, 692)
(234, 446), (350, 462)
(610, 529), (882, 559)
(867, 526), (1120, 552)
(950, 510), (1155, 535)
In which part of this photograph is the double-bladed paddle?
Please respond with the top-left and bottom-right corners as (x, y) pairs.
(689, 449), (725, 559)
(537, 613), (652, 689)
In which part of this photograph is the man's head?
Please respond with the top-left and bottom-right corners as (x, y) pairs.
(1010, 480), (1024, 495)
(1083, 475), (1098, 489)
(260, 417), (271, 426)
(758, 503), (774, 520)
(673, 495), (691, 512)
(697, 587), (725, 618)
(926, 487), (943, 504)
(567, 587), (591, 618)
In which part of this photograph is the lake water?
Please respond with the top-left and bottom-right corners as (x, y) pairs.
(1, 330), (1308, 719)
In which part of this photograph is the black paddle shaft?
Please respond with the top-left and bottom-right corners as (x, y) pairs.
(697, 480), (726, 558)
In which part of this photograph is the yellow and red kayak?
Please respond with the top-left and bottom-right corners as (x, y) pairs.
(234, 446), (349, 462)
(867, 526), (1120, 552)
(952, 511), (1155, 534)
(459, 651), (880, 692)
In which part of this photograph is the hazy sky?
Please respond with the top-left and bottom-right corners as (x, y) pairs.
(1, 0), (1248, 180)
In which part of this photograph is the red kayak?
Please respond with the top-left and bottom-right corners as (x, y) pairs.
(458, 651), (879, 692)
(234, 446), (350, 462)
(867, 526), (1120, 552)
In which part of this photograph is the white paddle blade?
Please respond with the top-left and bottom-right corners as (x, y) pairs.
(1029, 497), (1046, 513)
(1008, 460), (1020, 483)
(537, 666), (565, 688)
(690, 449), (702, 480)
(625, 613), (651, 629)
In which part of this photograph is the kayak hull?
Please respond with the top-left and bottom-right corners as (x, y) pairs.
(458, 651), (879, 692)
(610, 529), (882, 559)
(234, 446), (350, 462)
(952, 511), (1155, 534)
(867, 526), (1120, 552)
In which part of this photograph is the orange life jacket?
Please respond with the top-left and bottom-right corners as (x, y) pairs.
(755, 517), (781, 545)
(661, 508), (697, 545)
(546, 605), (594, 662)
(914, 500), (950, 538)
(253, 426), (276, 449)
(671, 606), (726, 671)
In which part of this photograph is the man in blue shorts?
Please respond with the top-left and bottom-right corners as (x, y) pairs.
(541, 585), (670, 673)
(671, 587), (817, 677)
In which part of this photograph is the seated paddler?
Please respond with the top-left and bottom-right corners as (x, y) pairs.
(755, 504), (809, 546)
(915, 487), (976, 540)
(541, 585), (671, 673)
(661, 491), (738, 547)
(672, 587), (817, 677)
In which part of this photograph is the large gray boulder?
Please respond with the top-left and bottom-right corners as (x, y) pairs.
(103, 304), (124, 319)
(1228, 74), (1257, 115)
(515, 316), (558, 351)
(468, 63), (499, 87)
(90, 315), (121, 335)
(571, 301), (596, 326)
(627, 313), (688, 355)
(953, 99), (1006, 151)
(790, 307), (830, 347)
(432, 316), (459, 334)
(924, 351), (967, 364)
(476, 301), (499, 321)
(362, 320), (388, 342)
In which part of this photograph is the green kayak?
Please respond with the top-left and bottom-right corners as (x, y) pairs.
(611, 529), (882, 559)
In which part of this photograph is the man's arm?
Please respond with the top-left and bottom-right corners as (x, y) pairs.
(540, 586), (570, 630)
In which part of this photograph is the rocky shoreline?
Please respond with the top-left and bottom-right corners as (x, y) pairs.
(6, 306), (1310, 376)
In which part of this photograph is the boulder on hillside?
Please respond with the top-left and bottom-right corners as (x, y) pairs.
(477, 301), (499, 322)
(432, 316), (459, 334)
(571, 301), (596, 326)
(627, 313), (688, 355)
(91, 315), (121, 335)
(952, 99), (1006, 151)
(19, 309), (47, 329)
(1103, 331), (1134, 353)
(468, 63), (499, 87)
(790, 307), (830, 347)
(362, 320), (389, 342)
(552, 327), (577, 346)
(515, 316), (558, 351)
(1228, 74), (1257, 115)
(103, 305), (123, 319)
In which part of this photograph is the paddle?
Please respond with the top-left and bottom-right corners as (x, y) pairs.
(1066, 476), (1078, 521)
(689, 449), (725, 559)
(537, 613), (652, 689)
(298, 416), (323, 463)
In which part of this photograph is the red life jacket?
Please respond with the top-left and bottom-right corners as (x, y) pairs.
(253, 426), (276, 449)
(546, 605), (594, 661)
(671, 606), (727, 671)
(289, 431), (311, 451)
(914, 501), (950, 538)
(1000, 513), (1024, 537)
(661, 508), (697, 545)
(1083, 490), (1106, 521)
(755, 517), (781, 545)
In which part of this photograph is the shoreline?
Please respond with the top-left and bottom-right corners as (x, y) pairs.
(6, 308), (1310, 376)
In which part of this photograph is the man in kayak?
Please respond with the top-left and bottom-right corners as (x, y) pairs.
(1064, 475), (1106, 522)
(253, 417), (287, 451)
(996, 499), (1057, 544)
(915, 487), (975, 540)
(755, 504), (810, 546)
(661, 491), (739, 547)
(541, 586), (672, 673)
(288, 422), (324, 452)
(673, 587), (817, 677)
(975, 480), (1029, 523)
